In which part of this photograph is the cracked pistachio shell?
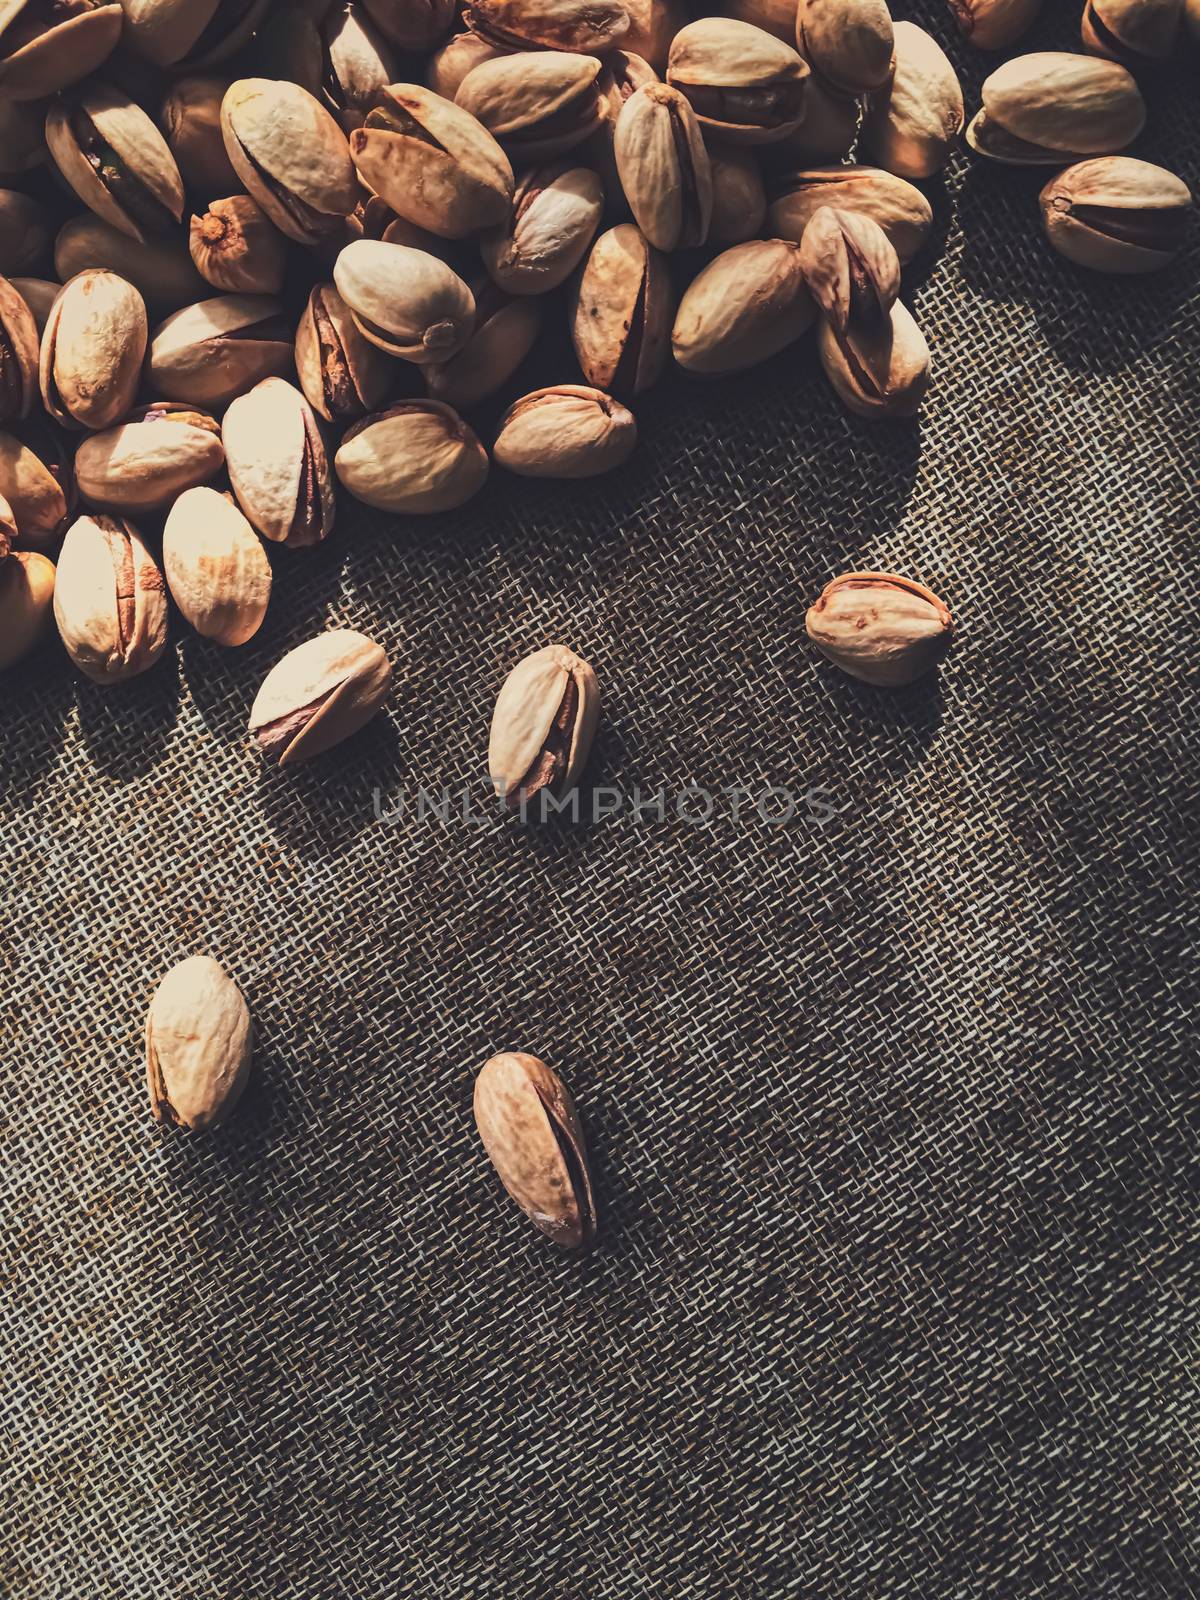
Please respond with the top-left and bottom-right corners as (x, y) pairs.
(0, 0), (122, 101)
(569, 223), (672, 395)
(221, 78), (358, 245)
(482, 162), (603, 295)
(318, 2), (400, 131)
(426, 28), (510, 98)
(796, 0), (894, 95)
(53, 511), (167, 682)
(54, 215), (206, 314)
(667, 18), (810, 145)
(163, 486), (271, 645)
(161, 77), (239, 196)
(469, 0), (629, 53)
(614, 83), (712, 252)
(474, 1052), (598, 1248)
(861, 22), (963, 181)
(672, 239), (814, 375)
(948, 0), (1043, 50)
(798, 206), (899, 333)
(966, 53), (1146, 165)
(147, 295), (292, 407)
(1083, 0), (1181, 61)
(189, 195), (287, 296)
(0, 542), (55, 669)
(145, 957), (252, 1131)
(767, 165), (933, 265)
(1039, 157), (1192, 274)
(806, 571), (953, 686)
(0, 421), (73, 544)
(333, 240), (475, 364)
(39, 270), (147, 431)
(817, 299), (931, 420)
(457, 51), (607, 161)
(75, 402), (223, 512)
(46, 85), (185, 244)
(0, 274), (40, 422)
(424, 283), (541, 409)
(350, 83), (514, 239)
(9, 277), (60, 337)
(295, 281), (393, 422)
(495, 384), (636, 478)
(222, 377), (334, 548)
(363, 0), (457, 50)
(335, 401), (488, 513)
(0, 190), (50, 276)
(488, 645), (601, 807)
(709, 150), (767, 244)
(123, 0), (270, 68)
(250, 627), (391, 765)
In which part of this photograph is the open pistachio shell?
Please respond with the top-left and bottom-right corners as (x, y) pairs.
(147, 295), (293, 407)
(222, 376), (335, 548)
(221, 77), (358, 244)
(666, 17), (810, 146)
(0, 0), (123, 101)
(46, 84), (185, 243)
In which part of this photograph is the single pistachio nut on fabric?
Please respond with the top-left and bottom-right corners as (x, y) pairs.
(0, 420), (74, 546)
(75, 402), (224, 512)
(350, 82), (514, 240)
(162, 486), (271, 647)
(335, 400), (489, 513)
(221, 78), (358, 245)
(426, 27), (510, 98)
(708, 150), (767, 245)
(366, 0), (457, 50)
(0, 0), (123, 101)
(672, 239), (814, 376)
(494, 384), (636, 478)
(425, 281), (541, 409)
(947, 0), (1043, 50)
(295, 281), (394, 423)
(189, 195), (287, 296)
(860, 22), (963, 181)
(796, 0), (894, 95)
(55, 215), (207, 315)
(817, 300), (931, 421)
(966, 52), (1146, 166)
(38, 270), (147, 432)
(806, 571), (953, 687)
(146, 295), (293, 408)
(799, 206), (900, 334)
(614, 83), (712, 252)
(122, 0), (270, 68)
(481, 161), (604, 296)
(0, 190), (51, 277)
(145, 957), (253, 1132)
(46, 84), (186, 244)
(250, 628), (392, 765)
(53, 510), (167, 683)
(1039, 157), (1192, 275)
(456, 51), (607, 162)
(333, 240), (475, 364)
(1082, 0), (1182, 62)
(473, 1052), (598, 1248)
(468, 0), (630, 53)
(222, 377), (335, 549)
(488, 644), (600, 811)
(0, 275), (40, 423)
(160, 76), (239, 196)
(767, 165), (933, 265)
(9, 278), (60, 338)
(569, 222), (672, 396)
(666, 18), (809, 146)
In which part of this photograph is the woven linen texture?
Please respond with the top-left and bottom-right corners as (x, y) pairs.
(3, 6), (1198, 1597)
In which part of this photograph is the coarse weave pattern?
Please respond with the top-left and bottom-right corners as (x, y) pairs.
(3, 7), (1198, 1597)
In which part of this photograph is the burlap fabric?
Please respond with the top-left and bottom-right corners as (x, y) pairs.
(4, 7), (1197, 1596)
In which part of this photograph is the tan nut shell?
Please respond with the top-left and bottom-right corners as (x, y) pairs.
(569, 223), (672, 395)
(161, 76), (240, 196)
(796, 0), (894, 94)
(950, 0), (1043, 51)
(0, 273), (40, 420)
(1082, 0), (1181, 61)
(334, 401), (489, 513)
(333, 240), (476, 363)
(189, 195), (287, 295)
(769, 73), (860, 163)
(817, 299), (931, 420)
(0, 425), (73, 544)
(456, 51), (605, 158)
(424, 291), (541, 410)
(469, 0), (629, 53)
(76, 404), (225, 512)
(798, 205), (900, 333)
(427, 29), (509, 98)
(0, 0), (123, 102)
(666, 18), (810, 145)
(488, 644), (600, 804)
(860, 22), (964, 181)
(39, 270), (147, 431)
(221, 78), (359, 244)
(53, 511), (168, 683)
(767, 165), (933, 265)
(147, 295), (292, 407)
(249, 628), (392, 765)
(673, 239), (814, 374)
(54, 215), (207, 314)
(8, 278), (59, 338)
(163, 486), (271, 646)
(614, 83), (712, 252)
(0, 546), (55, 670)
(806, 571), (953, 686)
(145, 957), (253, 1131)
(482, 163), (603, 295)
(45, 84), (185, 243)
(709, 151), (767, 245)
(967, 52), (1146, 163)
(295, 282), (393, 422)
(494, 384), (637, 478)
(1039, 156), (1192, 274)
(222, 377), (335, 547)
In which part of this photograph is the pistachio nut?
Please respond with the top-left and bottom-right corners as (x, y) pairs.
(494, 384), (636, 478)
(482, 161), (603, 295)
(723, 0), (799, 43)
(796, 0), (893, 95)
(54, 215), (207, 314)
(262, 1), (398, 133)
(0, 539), (55, 670)
(349, 82), (514, 239)
(0, 274), (40, 423)
(53, 510), (167, 682)
(763, 74), (859, 164)
(1082, 0), (1182, 62)
(122, 0), (270, 68)
(473, 1052), (597, 1248)
(10, 277), (60, 337)
(488, 644), (600, 810)
(708, 150), (767, 245)
(295, 281), (393, 423)
(333, 239), (476, 364)
(798, 205), (899, 334)
(622, 0), (684, 69)
(614, 83), (712, 252)
(666, 18), (809, 146)
(75, 402), (224, 511)
(363, 0), (457, 50)
(817, 299), (931, 421)
(335, 400), (489, 512)
(162, 486), (271, 646)
(189, 195), (288, 295)
(948, 0), (1043, 50)
(426, 27), (510, 98)
(249, 627), (392, 765)
(39, 270), (147, 431)
(222, 377), (334, 548)
(0, 419), (74, 545)
(806, 571), (953, 686)
(0, 189), (52, 276)
(146, 295), (293, 408)
(46, 84), (185, 244)
(767, 165), (933, 265)
(860, 22), (963, 181)
(569, 223), (672, 395)
(584, 48), (657, 205)
(468, 0), (629, 54)
(425, 281), (541, 409)
(0, 97), (48, 178)
(221, 78), (358, 244)
(966, 52), (1146, 165)
(1039, 157), (1192, 275)
(456, 51), (607, 161)
(0, 490), (15, 547)
(0, 0), (123, 102)
(145, 957), (253, 1132)
(160, 76), (239, 196)
(672, 239), (813, 376)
